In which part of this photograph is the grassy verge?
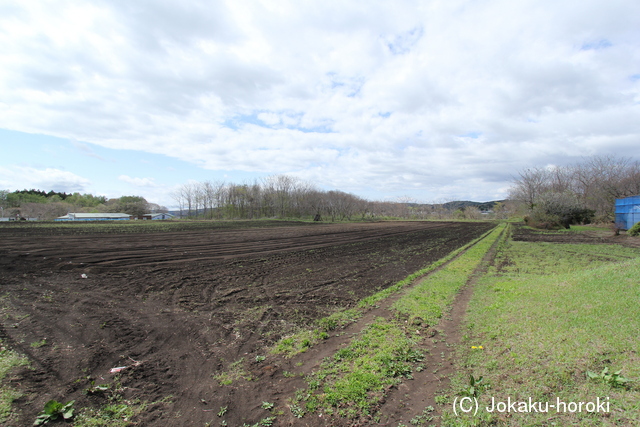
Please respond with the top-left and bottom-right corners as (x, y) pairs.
(0, 340), (29, 424)
(289, 224), (505, 420)
(443, 230), (640, 426)
(296, 318), (423, 419)
(392, 224), (505, 326)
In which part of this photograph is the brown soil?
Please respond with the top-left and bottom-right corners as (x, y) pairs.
(0, 220), (494, 427)
(512, 223), (640, 247)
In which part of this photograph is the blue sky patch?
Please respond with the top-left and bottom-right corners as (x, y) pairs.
(581, 39), (612, 51)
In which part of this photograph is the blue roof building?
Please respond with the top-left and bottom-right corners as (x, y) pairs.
(615, 196), (640, 230)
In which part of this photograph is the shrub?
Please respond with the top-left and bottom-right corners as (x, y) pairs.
(628, 222), (640, 237)
(529, 191), (595, 229)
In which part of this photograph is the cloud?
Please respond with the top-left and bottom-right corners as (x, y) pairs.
(71, 140), (106, 161)
(118, 175), (159, 188)
(1, 0), (639, 202)
(0, 166), (90, 193)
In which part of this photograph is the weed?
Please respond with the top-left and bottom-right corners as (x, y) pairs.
(258, 416), (276, 426)
(261, 401), (274, 410)
(587, 367), (632, 388)
(34, 400), (75, 425)
(30, 338), (47, 348)
(289, 404), (305, 418)
(461, 374), (484, 398)
(214, 358), (252, 385)
(217, 406), (228, 417)
(0, 342), (29, 423)
(84, 380), (110, 395)
(434, 394), (448, 405)
(409, 406), (435, 425)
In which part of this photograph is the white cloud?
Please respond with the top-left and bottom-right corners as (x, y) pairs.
(118, 175), (159, 188)
(0, 166), (90, 193)
(1, 0), (639, 201)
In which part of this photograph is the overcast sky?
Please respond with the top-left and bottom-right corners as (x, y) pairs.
(1, 0), (639, 207)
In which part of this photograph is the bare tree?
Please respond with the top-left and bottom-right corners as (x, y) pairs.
(510, 155), (640, 224)
(509, 167), (550, 210)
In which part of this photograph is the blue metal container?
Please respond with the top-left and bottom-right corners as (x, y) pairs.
(615, 195), (640, 230)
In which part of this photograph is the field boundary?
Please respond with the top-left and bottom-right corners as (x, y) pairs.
(253, 223), (507, 425)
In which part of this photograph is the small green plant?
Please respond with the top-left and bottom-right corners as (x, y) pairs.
(587, 367), (631, 388)
(33, 400), (75, 425)
(410, 406), (435, 425)
(258, 416), (276, 426)
(255, 355), (266, 362)
(462, 374), (484, 398)
(214, 358), (252, 385)
(217, 406), (228, 417)
(434, 394), (449, 405)
(84, 380), (109, 395)
(261, 401), (274, 410)
(30, 339), (47, 348)
(289, 404), (305, 418)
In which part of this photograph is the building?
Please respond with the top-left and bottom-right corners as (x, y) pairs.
(55, 212), (175, 221)
(142, 213), (175, 220)
(55, 213), (132, 221)
(614, 196), (640, 230)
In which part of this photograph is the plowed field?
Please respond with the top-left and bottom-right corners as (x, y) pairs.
(0, 220), (493, 426)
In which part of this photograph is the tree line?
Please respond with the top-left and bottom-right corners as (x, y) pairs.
(509, 155), (640, 228)
(0, 190), (167, 220)
(170, 176), (369, 221)
(2, 177), (522, 222)
(169, 175), (515, 221)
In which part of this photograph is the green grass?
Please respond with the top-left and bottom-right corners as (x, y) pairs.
(444, 233), (640, 426)
(289, 224), (505, 419)
(74, 398), (163, 427)
(30, 338), (47, 348)
(360, 226), (500, 308)
(295, 318), (423, 418)
(213, 357), (253, 385)
(73, 382), (172, 427)
(392, 224), (505, 325)
(0, 340), (29, 423)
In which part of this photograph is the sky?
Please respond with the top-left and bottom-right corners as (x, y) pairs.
(1, 0), (639, 208)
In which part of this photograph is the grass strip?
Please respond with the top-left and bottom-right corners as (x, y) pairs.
(0, 340), (29, 423)
(360, 224), (501, 308)
(443, 234), (640, 426)
(296, 318), (423, 419)
(290, 224), (505, 419)
(392, 223), (506, 325)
